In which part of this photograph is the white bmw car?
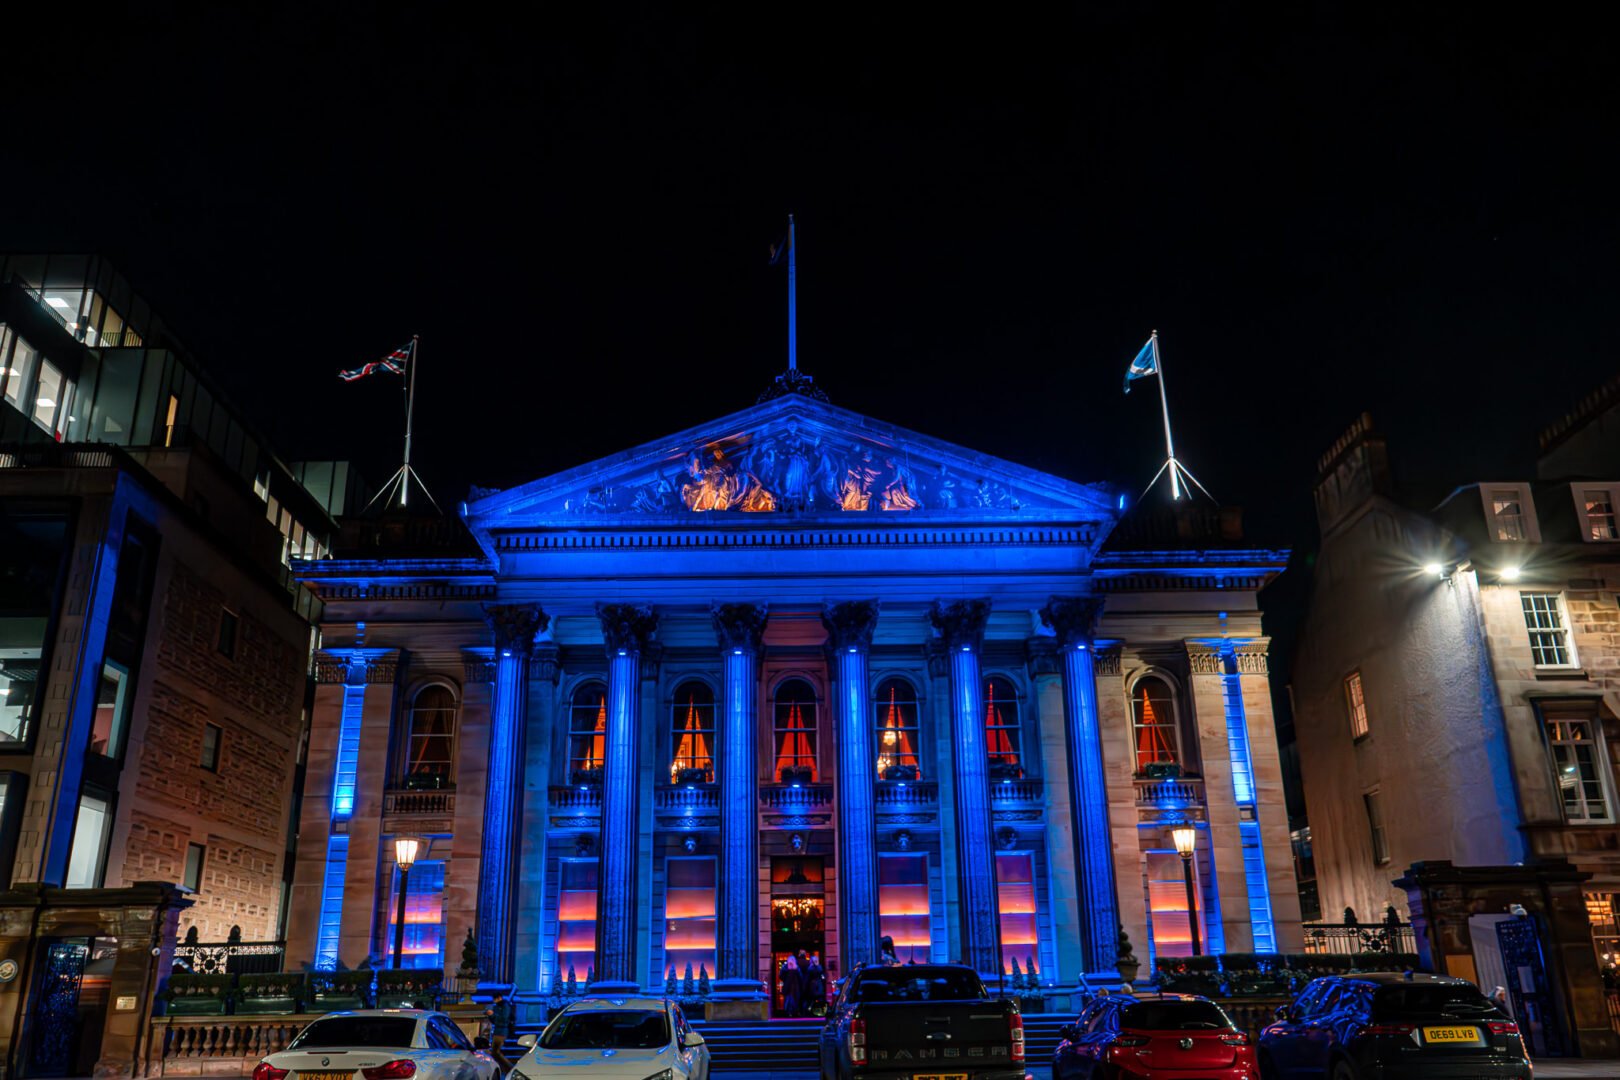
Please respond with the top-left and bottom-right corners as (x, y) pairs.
(510, 996), (709, 1080)
(253, 1010), (499, 1080)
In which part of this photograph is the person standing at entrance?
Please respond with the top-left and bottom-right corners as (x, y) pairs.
(804, 952), (826, 1014)
(485, 989), (516, 1071)
(780, 954), (801, 1017)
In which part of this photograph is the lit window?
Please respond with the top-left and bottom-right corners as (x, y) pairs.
(557, 858), (599, 984)
(1364, 791), (1389, 865)
(1544, 713), (1612, 823)
(1582, 489), (1620, 541)
(65, 793), (112, 888)
(216, 608), (238, 659)
(387, 857), (446, 969)
(201, 722), (222, 771)
(1587, 892), (1620, 972)
(772, 679), (818, 782)
(985, 676), (1022, 778)
(1344, 670), (1369, 740)
(994, 852), (1038, 977)
(184, 843), (206, 891)
(669, 681), (715, 784)
(874, 678), (921, 780)
(568, 683), (607, 784)
(663, 856), (717, 981)
(1521, 592), (1577, 668)
(1131, 676), (1179, 771)
(31, 359), (70, 438)
(90, 661), (132, 758)
(1146, 848), (1203, 960)
(1, 326), (40, 406)
(1491, 489), (1529, 541)
(879, 853), (932, 963)
(403, 685), (457, 789)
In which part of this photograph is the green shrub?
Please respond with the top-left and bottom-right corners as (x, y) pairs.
(163, 974), (236, 999)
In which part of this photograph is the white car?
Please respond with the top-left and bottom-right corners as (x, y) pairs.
(252, 1009), (500, 1080)
(510, 996), (709, 1080)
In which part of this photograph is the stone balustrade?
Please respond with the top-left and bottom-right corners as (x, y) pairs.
(1132, 776), (1206, 807)
(143, 1015), (304, 1077)
(382, 789), (457, 816)
(989, 777), (1045, 805)
(873, 780), (939, 808)
(758, 783), (834, 809)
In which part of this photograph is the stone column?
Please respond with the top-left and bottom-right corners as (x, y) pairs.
(711, 603), (768, 1000)
(825, 600), (882, 974)
(594, 603), (658, 990)
(477, 604), (547, 988)
(929, 599), (1000, 979)
(1041, 596), (1121, 980)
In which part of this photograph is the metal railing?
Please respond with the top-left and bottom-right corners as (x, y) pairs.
(383, 789), (457, 816)
(172, 938), (286, 976)
(1300, 921), (1417, 955)
(1134, 776), (1206, 806)
(874, 781), (939, 808)
(991, 778), (1045, 804)
(760, 783), (834, 809)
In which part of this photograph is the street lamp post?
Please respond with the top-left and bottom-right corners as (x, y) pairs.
(392, 836), (422, 969)
(1171, 826), (1202, 957)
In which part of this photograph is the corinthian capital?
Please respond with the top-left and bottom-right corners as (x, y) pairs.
(929, 599), (991, 651)
(712, 603), (768, 653)
(1039, 596), (1104, 648)
(822, 600), (881, 652)
(598, 603), (658, 654)
(483, 603), (549, 656)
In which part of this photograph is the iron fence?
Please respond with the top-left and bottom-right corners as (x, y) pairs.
(1300, 921), (1416, 955)
(172, 938), (286, 976)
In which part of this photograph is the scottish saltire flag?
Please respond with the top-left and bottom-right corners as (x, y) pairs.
(768, 230), (792, 266)
(339, 342), (411, 382)
(1122, 336), (1157, 393)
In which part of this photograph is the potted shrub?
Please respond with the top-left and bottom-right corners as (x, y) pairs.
(236, 973), (305, 1015)
(403, 771), (449, 791)
(163, 973), (236, 1016)
(673, 766), (710, 786)
(779, 765), (813, 785)
(882, 764), (919, 782)
(378, 968), (443, 1008)
(570, 767), (604, 787)
(1115, 925), (1140, 985)
(1140, 761), (1182, 781)
(988, 761), (1024, 782)
(309, 969), (374, 1010)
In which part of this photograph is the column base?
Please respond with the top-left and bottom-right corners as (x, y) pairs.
(585, 979), (641, 995)
(472, 980), (514, 1002)
(708, 978), (767, 1001)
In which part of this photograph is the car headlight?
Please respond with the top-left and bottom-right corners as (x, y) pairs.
(641, 1071), (673, 1080)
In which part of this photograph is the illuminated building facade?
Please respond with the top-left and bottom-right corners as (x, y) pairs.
(290, 390), (1301, 1013)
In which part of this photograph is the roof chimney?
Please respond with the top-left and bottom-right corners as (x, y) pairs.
(1313, 412), (1392, 535)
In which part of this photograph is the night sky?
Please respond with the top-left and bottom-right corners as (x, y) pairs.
(4, 5), (1617, 548)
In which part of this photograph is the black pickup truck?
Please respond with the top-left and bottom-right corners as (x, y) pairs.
(817, 963), (1025, 1080)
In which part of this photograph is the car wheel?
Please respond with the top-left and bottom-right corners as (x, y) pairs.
(1332, 1060), (1359, 1080)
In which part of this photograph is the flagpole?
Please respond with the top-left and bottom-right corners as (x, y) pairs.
(786, 215), (797, 372)
(400, 334), (419, 508)
(1150, 331), (1183, 500)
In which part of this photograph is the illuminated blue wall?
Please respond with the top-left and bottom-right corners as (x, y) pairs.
(1220, 649), (1277, 953)
(313, 653), (367, 969)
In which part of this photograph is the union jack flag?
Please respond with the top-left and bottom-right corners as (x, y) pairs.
(339, 342), (412, 382)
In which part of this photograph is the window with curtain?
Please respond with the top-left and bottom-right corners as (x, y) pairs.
(664, 857), (717, 980)
(1131, 676), (1179, 772)
(772, 678), (817, 782)
(403, 685), (457, 789)
(874, 678), (921, 780)
(557, 858), (599, 984)
(1543, 711), (1613, 823)
(879, 853), (932, 962)
(669, 681), (715, 784)
(985, 676), (1021, 776)
(569, 683), (608, 783)
(995, 852), (1037, 976)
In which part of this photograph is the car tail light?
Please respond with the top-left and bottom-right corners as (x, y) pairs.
(1008, 1012), (1024, 1065)
(1487, 1020), (1520, 1035)
(1365, 1023), (1416, 1036)
(1220, 1032), (1250, 1046)
(1107, 1034), (1149, 1061)
(848, 1017), (866, 1066)
(361, 1061), (417, 1080)
(252, 1064), (288, 1080)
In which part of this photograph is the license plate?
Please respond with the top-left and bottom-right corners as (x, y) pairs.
(298, 1072), (352, 1080)
(1422, 1026), (1480, 1044)
(913, 1074), (967, 1080)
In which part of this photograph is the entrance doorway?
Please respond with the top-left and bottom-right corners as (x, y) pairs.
(28, 936), (115, 1078)
(771, 856), (826, 1017)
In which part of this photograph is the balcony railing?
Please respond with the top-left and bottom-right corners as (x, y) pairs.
(172, 937), (286, 976)
(1300, 921), (1417, 955)
(382, 789), (457, 816)
(875, 780), (938, 808)
(1134, 776), (1206, 807)
(656, 785), (720, 812)
(549, 785), (602, 810)
(990, 778), (1045, 805)
(760, 783), (834, 809)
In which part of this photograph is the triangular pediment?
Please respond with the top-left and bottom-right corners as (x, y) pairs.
(465, 395), (1115, 525)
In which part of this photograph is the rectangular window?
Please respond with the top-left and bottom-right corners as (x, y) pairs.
(994, 852), (1038, 977)
(1, 329), (39, 407)
(1146, 848), (1203, 960)
(0, 503), (71, 745)
(90, 661), (132, 758)
(387, 858), (446, 969)
(1344, 670), (1369, 740)
(1521, 592), (1577, 668)
(1545, 714), (1612, 823)
(1587, 892), (1620, 971)
(201, 723), (222, 771)
(663, 856), (717, 982)
(1582, 489), (1620, 541)
(557, 858), (600, 984)
(1491, 489), (1528, 541)
(183, 843), (205, 891)
(879, 853), (932, 963)
(875, 682), (921, 780)
(31, 360), (70, 439)
(216, 608), (238, 659)
(65, 793), (112, 888)
(1364, 791), (1390, 865)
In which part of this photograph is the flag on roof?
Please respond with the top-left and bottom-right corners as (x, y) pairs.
(1122, 336), (1158, 393)
(339, 342), (411, 382)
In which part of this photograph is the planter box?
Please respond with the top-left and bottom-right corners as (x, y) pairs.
(165, 997), (229, 1017)
(236, 996), (300, 1015)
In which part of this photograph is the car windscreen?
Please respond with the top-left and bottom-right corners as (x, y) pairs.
(853, 968), (985, 1002)
(1118, 1001), (1234, 1031)
(540, 1010), (671, 1050)
(1372, 985), (1502, 1020)
(289, 1017), (419, 1050)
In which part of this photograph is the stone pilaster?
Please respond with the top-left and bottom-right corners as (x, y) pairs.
(930, 599), (1000, 978)
(594, 603), (658, 990)
(711, 603), (768, 999)
(825, 600), (882, 974)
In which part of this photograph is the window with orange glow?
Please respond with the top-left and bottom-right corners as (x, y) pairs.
(1146, 849), (1202, 960)
(669, 682), (716, 784)
(772, 679), (818, 782)
(404, 685), (457, 786)
(879, 854), (931, 962)
(1131, 677), (1179, 772)
(874, 679), (921, 779)
(995, 852), (1037, 976)
(386, 859), (445, 970)
(663, 857), (717, 980)
(557, 858), (599, 982)
(569, 683), (608, 781)
(985, 677), (1021, 771)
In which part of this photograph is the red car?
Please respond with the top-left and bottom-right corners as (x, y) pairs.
(1053, 993), (1259, 1079)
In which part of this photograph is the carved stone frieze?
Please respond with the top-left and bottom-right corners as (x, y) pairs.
(1039, 596), (1105, 648)
(483, 604), (549, 657)
(1232, 640), (1271, 676)
(462, 651), (496, 683)
(712, 603), (769, 653)
(1024, 637), (1060, 677)
(366, 655), (400, 685)
(1094, 647), (1122, 677)
(823, 600), (881, 652)
(929, 599), (991, 651)
(530, 643), (562, 685)
(314, 652), (348, 684)
(1186, 643), (1225, 675)
(597, 603), (658, 654)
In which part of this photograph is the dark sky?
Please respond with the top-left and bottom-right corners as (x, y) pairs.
(4, 4), (1617, 546)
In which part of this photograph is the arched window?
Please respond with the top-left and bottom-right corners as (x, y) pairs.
(772, 678), (818, 782)
(403, 685), (457, 789)
(984, 676), (1022, 777)
(569, 682), (607, 784)
(670, 681), (716, 784)
(1131, 676), (1180, 772)
(874, 678), (921, 780)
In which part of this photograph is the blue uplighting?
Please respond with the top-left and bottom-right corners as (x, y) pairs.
(1219, 649), (1276, 953)
(331, 682), (365, 819)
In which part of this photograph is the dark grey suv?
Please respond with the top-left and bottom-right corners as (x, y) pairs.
(1258, 972), (1530, 1079)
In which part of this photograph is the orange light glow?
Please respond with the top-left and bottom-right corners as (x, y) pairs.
(559, 893), (597, 920)
(557, 924), (596, 950)
(665, 890), (716, 919)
